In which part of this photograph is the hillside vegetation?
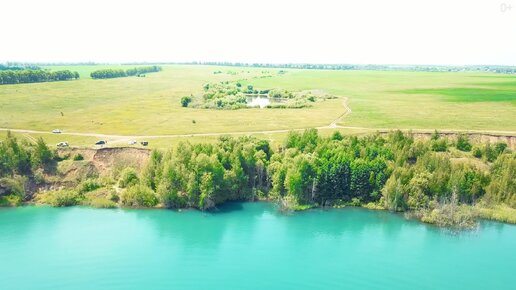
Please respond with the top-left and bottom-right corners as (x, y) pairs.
(1, 130), (514, 228)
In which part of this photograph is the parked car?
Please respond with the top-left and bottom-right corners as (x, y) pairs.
(128, 140), (137, 145)
(56, 142), (69, 148)
(52, 129), (61, 134)
(95, 140), (106, 145)
(140, 141), (149, 146)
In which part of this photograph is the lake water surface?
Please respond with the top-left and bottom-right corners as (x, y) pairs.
(1, 202), (515, 290)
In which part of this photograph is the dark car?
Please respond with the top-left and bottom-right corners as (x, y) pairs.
(140, 141), (148, 146)
(95, 140), (106, 145)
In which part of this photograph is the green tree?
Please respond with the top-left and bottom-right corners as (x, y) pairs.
(181, 96), (192, 107)
(32, 137), (53, 168)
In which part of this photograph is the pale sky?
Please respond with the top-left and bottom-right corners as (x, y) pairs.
(1, 0), (515, 65)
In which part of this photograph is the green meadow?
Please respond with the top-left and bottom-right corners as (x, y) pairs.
(250, 70), (516, 131)
(0, 65), (514, 147)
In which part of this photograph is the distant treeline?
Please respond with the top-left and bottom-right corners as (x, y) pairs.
(6, 61), (516, 74)
(182, 62), (516, 74)
(0, 70), (79, 85)
(0, 63), (41, 71)
(90, 66), (162, 79)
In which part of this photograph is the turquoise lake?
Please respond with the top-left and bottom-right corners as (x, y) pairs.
(1, 202), (515, 290)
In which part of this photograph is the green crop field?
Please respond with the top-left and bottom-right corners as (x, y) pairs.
(0, 65), (515, 148)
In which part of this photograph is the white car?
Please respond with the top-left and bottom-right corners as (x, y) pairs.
(56, 142), (69, 148)
(52, 129), (61, 134)
(128, 140), (137, 145)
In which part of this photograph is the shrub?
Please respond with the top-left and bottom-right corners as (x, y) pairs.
(431, 139), (448, 152)
(483, 144), (498, 162)
(88, 197), (117, 209)
(331, 131), (344, 141)
(120, 184), (158, 207)
(73, 153), (84, 161)
(472, 146), (482, 158)
(0, 177), (26, 197)
(350, 197), (362, 206)
(456, 134), (472, 152)
(0, 195), (22, 206)
(431, 130), (440, 141)
(118, 168), (139, 188)
(181, 96), (192, 107)
(38, 190), (82, 207)
(77, 178), (101, 193)
(418, 205), (477, 229)
(109, 193), (120, 203)
(494, 142), (508, 155)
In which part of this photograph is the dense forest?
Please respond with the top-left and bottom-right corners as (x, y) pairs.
(90, 66), (162, 79)
(1, 130), (514, 228)
(0, 69), (79, 85)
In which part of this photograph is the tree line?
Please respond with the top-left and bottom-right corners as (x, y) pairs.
(1, 130), (514, 227)
(90, 66), (162, 79)
(182, 62), (516, 74)
(122, 130), (514, 215)
(0, 70), (79, 85)
(0, 63), (41, 71)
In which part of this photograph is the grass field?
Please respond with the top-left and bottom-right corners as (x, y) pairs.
(0, 65), (515, 148)
(250, 70), (516, 131)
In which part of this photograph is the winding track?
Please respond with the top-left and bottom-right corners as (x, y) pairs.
(1, 97), (515, 145)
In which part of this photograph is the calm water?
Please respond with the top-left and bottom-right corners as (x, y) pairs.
(247, 96), (270, 108)
(1, 203), (515, 290)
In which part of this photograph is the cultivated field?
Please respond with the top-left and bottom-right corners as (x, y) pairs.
(0, 65), (515, 148)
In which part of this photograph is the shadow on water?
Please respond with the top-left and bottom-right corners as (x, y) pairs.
(208, 201), (244, 214)
(121, 202), (270, 250)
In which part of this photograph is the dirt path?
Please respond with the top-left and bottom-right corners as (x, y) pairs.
(329, 97), (352, 128)
(1, 97), (515, 145)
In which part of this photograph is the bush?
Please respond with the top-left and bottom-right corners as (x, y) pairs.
(431, 139), (448, 152)
(0, 177), (26, 197)
(118, 168), (139, 188)
(181, 96), (192, 107)
(494, 142), (508, 155)
(120, 184), (158, 207)
(73, 153), (84, 161)
(456, 134), (472, 152)
(418, 204), (477, 229)
(483, 144), (498, 162)
(415, 192), (478, 229)
(0, 195), (22, 206)
(77, 178), (101, 193)
(472, 146), (482, 158)
(88, 197), (117, 209)
(38, 190), (82, 207)
(331, 131), (344, 141)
